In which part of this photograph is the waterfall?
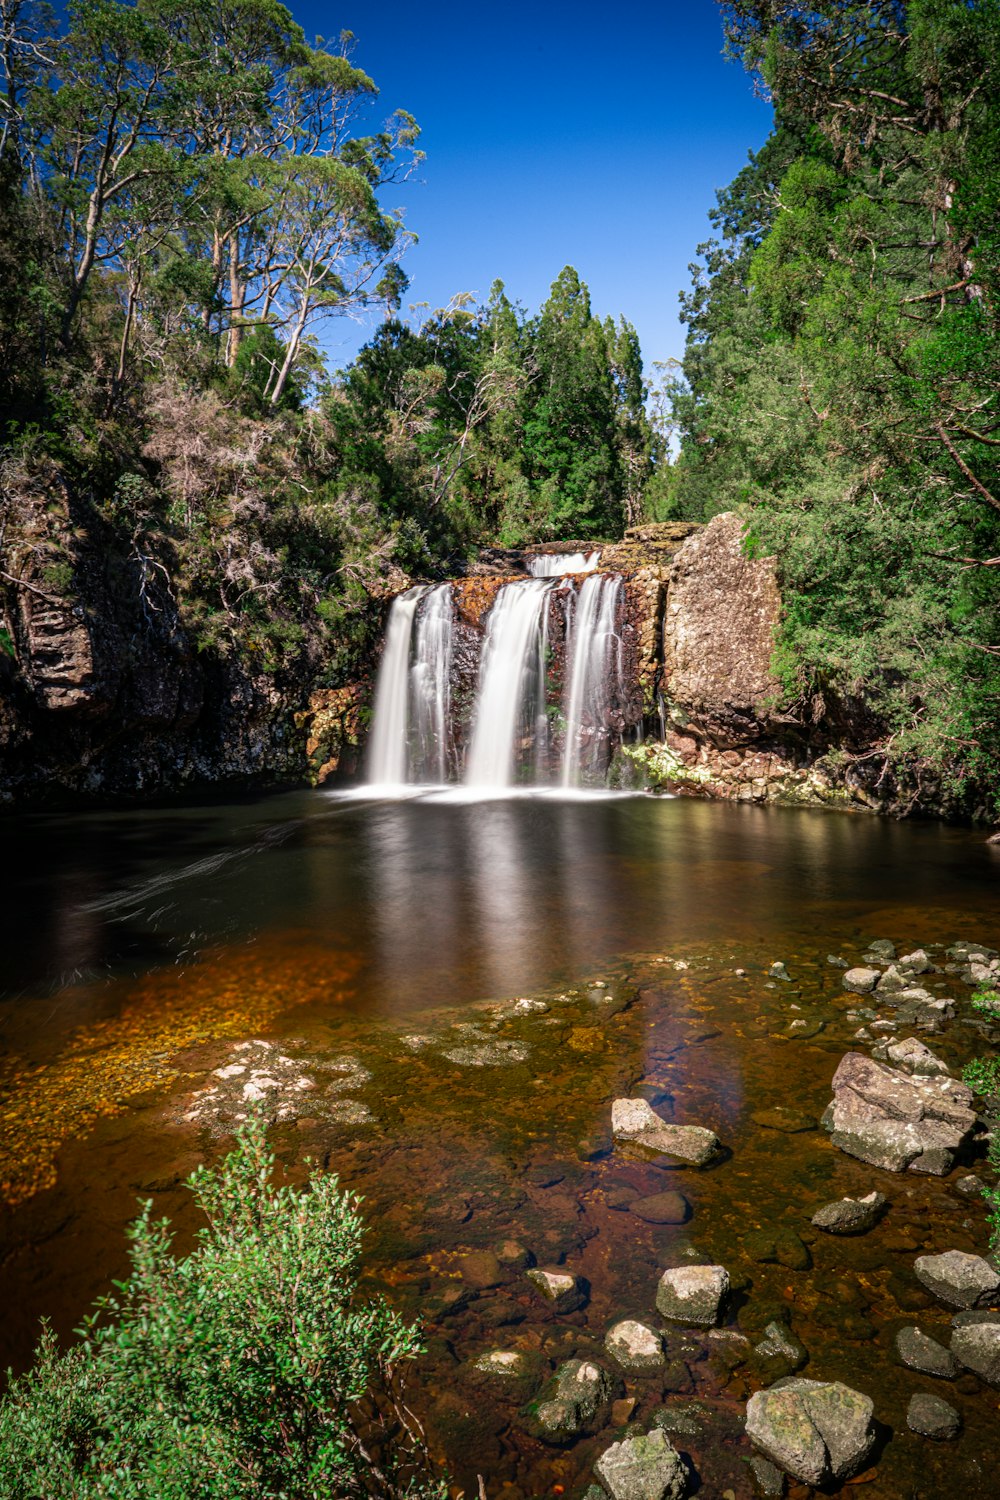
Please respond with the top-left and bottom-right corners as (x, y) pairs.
(410, 585), (454, 782)
(465, 580), (554, 788)
(562, 573), (625, 787)
(367, 586), (428, 785)
(527, 551), (600, 578)
(367, 584), (454, 785)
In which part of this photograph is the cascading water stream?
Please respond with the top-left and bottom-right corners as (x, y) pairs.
(410, 585), (454, 782)
(562, 573), (625, 787)
(366, 586), (428, 785)
(527, 551), (599, 578)
(465, 580), (554, 788)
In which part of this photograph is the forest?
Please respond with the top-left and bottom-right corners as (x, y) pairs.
(0, 0), (998, 805)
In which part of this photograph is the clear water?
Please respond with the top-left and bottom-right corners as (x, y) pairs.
(1, 789), (999, 1497)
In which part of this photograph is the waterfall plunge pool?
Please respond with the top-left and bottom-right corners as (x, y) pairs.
(1, 788), (999, 1498)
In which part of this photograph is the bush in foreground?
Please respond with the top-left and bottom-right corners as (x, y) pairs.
(0, 1115), (445, 1499)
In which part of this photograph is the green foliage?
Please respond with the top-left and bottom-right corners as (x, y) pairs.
(963, 1053), (1000, 1097)
(0, 1114), (445, 1499)
(668, 1), (1000, 811)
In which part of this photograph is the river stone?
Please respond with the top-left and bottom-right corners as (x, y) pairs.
(746, 1453), (786, 1497)
(894, 1326), (960, 1378)
(843, 967), (880, 994)
(656, 1265), (729, 1326)
(811, 1191), (887, 1236)
(605, 1318), (667, 1371)
(885, 1037), (950, 1076)
(530, 1358), (618, 1445)
(899, 949), (934, 975)
(611, 1098), (721, 1165)
(906, 1392), (961, 1439)
(867, 940), (897, 961)
(442, 1039), (530, 1067)
(593, 1428), (688, 1500)
(753, 1321), (808, 1379)
(472, 1349), (532, 1378)
(914, 1251), (1000, 1309)
(824, 1052), (976, 1174)
(744, 1378), (876, 1486)
(630, 1190), (690, 1225)
(458, 1249), (504, 1288)
(876, 965), (907, 994)
(526, 1266), (589, 1313)
(950, 1319), (1000, 1383)
(744, 1227), (811, 1270)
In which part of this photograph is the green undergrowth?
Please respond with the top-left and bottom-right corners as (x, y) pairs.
(0, 1114), (446, 1499)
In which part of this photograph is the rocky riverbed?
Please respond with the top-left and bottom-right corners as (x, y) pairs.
(5, 917), (1000, 1499)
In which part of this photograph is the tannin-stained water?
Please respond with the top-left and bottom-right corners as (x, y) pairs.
(1, 790), (999, 1499)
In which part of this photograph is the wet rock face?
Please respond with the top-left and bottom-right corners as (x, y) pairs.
(593, 1428), (689, 1500)
(745, 1378), (876, 1486)
(824, 1051), (977, 1174)
(914, 1252), (1000, 1309)
(660, 511), (781, 749)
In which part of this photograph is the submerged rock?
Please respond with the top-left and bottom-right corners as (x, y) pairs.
(605, 1318), (667, 1371)
(656, 1265), (729, 1327)
(611, 1098), (721, 1165)
(442, 1039), (530, 1067)
(753, 1321), (808, 1376)
(894, 1326), (960, 1379)
(529, 1358), (618, 1445)
(824, 1052), (976, 1174)
(950, 1318), (1000, 1383)
(744, 1378), (876, 1486)
(526, 1266), (589, 1313)
(906, 1392), (961, 1440)
(811, 1191), (887, 1236)
(750, 1107), (817, 1133)
(593, 1428), (689, 1500)
(914, 1251), (1000, 1309)
(629, 1190), (690, 1225)
(744, 1226), (811, 1269)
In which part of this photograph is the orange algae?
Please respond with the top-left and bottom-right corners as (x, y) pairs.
(0, 935), (359, 1206)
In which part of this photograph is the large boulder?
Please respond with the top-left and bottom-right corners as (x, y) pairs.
(656, 1265), (730, 1327)
(914, 1251), (1000, 1309)
(824, 1052), (976, 1174)
(611, 1098), (721, 1166)
(745, 1379), (876, 1486)
(528, 1358), (619, 1445)
(593, 1428), (689, 1500)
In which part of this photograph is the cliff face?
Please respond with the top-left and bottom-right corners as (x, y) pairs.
(0, 504), (960, 814)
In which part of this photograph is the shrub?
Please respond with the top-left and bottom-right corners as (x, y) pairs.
(0, 1114), (446, 1499)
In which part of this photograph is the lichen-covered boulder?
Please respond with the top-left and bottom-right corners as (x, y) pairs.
(527, 1358), (619, 1445)
(593, 1427), (689, 1500)
(605, 1319), (667, 1371)
(824, 1052), (976, 1174)
(745, 1378), (876, 1486)
(655, 1265), (729, 1327)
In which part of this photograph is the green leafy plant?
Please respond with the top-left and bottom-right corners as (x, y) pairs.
(963, 1055), (1000, 1098)
(971, 986), (1000, 1019)
(0, 1114), (446, 1499)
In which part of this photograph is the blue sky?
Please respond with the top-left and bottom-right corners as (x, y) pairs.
(294, 0), (773, 377)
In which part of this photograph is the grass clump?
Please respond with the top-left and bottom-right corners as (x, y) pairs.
(0, 1114), (445, 1499)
